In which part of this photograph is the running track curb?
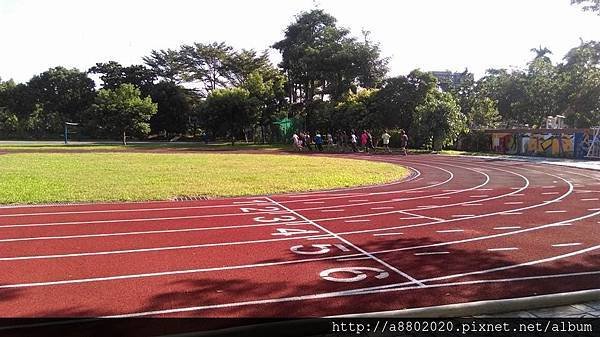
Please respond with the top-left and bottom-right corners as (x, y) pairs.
(334, 289), (600, 318)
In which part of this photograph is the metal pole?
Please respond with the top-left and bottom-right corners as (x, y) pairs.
(64, 123), (68, 144)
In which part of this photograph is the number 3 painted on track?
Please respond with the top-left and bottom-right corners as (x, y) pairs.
(319, 267), (389, 283)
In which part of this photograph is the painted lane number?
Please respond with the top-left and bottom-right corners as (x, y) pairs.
(253, 215), (297, 223)
(319, 267), (389, 283)
(290, 244), (350, 255)
(240, 206), (281, 213)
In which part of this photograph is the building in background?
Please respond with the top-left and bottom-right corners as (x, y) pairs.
(431, 71), (466, 91)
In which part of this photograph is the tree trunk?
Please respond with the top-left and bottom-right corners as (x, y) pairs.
(122, 130), (127, 146)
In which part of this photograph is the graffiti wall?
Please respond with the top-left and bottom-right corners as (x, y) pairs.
(489, 129), (589, 158)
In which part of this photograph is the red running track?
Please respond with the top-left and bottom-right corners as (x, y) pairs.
(0, 154), (599, 319)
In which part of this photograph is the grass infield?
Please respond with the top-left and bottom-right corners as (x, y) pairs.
(0, 152), (409, 204)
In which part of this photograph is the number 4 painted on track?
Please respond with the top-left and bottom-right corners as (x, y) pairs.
(272, 228), (320, 236)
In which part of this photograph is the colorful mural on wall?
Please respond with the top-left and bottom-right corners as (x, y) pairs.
(488, 129), (590, 158)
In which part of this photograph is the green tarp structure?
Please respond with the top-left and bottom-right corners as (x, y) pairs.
(273, 117), (303, 143)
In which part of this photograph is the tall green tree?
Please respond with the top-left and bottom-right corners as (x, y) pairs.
(88, 61), (156, 96)
(179, 42), (234, 95)
(370, 70), (438, 131)
(28, 67), (96, 121)
(143, 49), (185, 83)
(558, 40), (600, 127)
(88, 84), (157, 144)
(273, 9), (388, 129)
(149, 81), (192, 135)
(202, 87), (257, 145)
(242, 70), (288, 142)
(413, 91), (467, 150)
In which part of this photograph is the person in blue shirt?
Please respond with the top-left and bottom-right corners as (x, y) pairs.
(315, 131), (324, 152)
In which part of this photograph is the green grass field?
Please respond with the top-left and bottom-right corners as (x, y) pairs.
(0, 152), (409, 204)
(0, 142), (287, 152)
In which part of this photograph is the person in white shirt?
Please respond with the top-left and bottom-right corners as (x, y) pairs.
(292, 133), (302, 151)
(350, 130), (358, 152)
(381, 130), (391, 153)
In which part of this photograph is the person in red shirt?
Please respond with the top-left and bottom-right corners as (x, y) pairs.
(360, 130), (369, 153)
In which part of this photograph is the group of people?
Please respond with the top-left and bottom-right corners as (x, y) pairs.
(292, 129), (408, 155)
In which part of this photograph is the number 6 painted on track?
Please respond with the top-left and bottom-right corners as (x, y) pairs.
(319, 267), (389, 283)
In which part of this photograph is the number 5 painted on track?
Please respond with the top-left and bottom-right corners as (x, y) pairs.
(319, 267), (389, 283)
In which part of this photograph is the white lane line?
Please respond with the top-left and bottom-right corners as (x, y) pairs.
(469, 195), (489, 198)
(581, 198), (599, 201)
(373, 232), (404, 237)
(589, 208), (600, 211)
(265, 197), (425, 287)
(320, 209), (344, 212)
(436, 229), (464, 233)
(552, 243), (582, 247)
(344, 220), (371, 223)
(545, 210), (567, 213)
(0, 210), (291, 229)
(461, 204), (482, 206)
(306, 236), (335, 241)
(398, 210), (444, 222)
(414, 251), (449, 256)
(0, 202), (268, 218)
(399, 217), (420, 220)
(487, 247), (519, 252)
(304, 201), (325, 204)
(348, 200), (369, 203)
(0, 221), (302, 243)
(504, 202), (524, 205)
(542, 192), (559, 195)
(335, 256), (372, 262)
(500, 212), (523, 215)
(0, 232), (337, 261)
(451, 215), (474, 218)
(371, 207), (394, 210)
(547, 223), (573, 227)
(493, 226), (522, 230)
(510, 187), (521, 190)
(432, 196), (450, 199)
(476, 188), (493, 191)
(541, 186), (556, 189)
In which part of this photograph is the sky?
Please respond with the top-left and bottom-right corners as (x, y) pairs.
(1, 0), (599, 83)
